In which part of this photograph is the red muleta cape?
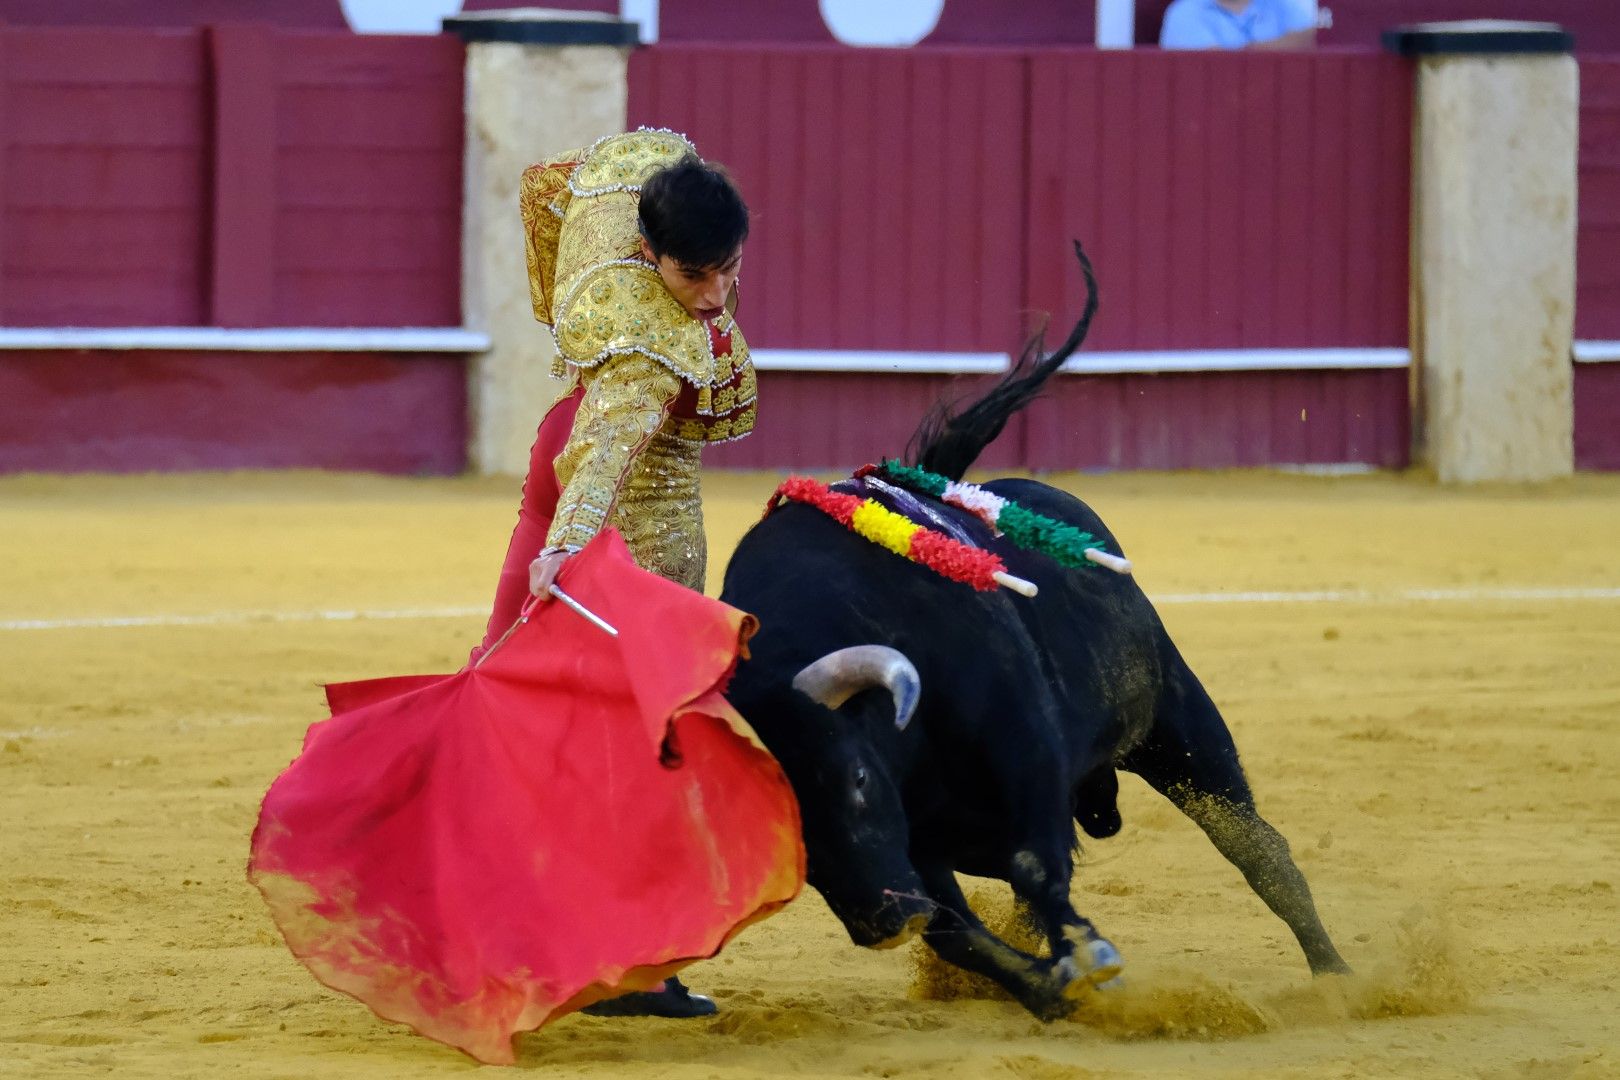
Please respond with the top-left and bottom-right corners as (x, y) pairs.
(248, 530), (804, 1064)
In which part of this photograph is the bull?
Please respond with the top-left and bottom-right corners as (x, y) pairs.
(718, 245), (1348, 1020)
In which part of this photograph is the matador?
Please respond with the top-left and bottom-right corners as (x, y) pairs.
(476, 128), (756, 653)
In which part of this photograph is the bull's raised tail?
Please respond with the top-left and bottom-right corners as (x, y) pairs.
(906, 242), (1098, 481)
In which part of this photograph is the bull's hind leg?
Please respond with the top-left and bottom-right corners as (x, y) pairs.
(915, 860), (1095, 1020)
(1123, 671), (1349, 975)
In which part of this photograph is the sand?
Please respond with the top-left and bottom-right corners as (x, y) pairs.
(2, 467), (1617, 1079)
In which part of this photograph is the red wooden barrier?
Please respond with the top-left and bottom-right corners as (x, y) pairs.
(1578, 58), (1620, 340)
(631, 47), (1411, 354)
(1026, 368), (1408, 469)
(1575, 364), (1620, 470)
(628, 46), (1030, 353)
(270, 32), (464, 326)
(0, 25), (463, 328)
(1025, 50), (1411, 350)
(0, 350), (466, 473)
(1, 29), (210, 325)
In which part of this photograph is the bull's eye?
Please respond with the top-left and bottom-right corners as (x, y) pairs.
(854, 766), (869, 791)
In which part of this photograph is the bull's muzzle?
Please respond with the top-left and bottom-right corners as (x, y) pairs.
(792, 645), (921, 730)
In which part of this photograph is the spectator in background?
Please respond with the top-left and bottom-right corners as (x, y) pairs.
(1160, 0), (1317, 50)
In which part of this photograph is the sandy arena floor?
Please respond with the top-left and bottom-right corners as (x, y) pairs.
(2, 467), (1617, 1079)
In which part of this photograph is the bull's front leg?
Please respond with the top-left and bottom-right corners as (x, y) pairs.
(914, 861), (1089, 1020)
(1007, 847), (1124, 991)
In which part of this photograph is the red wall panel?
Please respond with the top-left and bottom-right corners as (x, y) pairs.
(701, 367), (1409, 472)
(0, 351), (466, 473)
(628, 46), (1029, 353)
(1, 29), (209, 326)
(1578, 58), (1620, 341)
(269, 33), (464, 326)
(1024, 50), (1411, 352)
(1023, 368), (1409, 470)
(0, 27), (463, 329)
(1575, 363), (1620, 470)
(706, 372), (1024, 471)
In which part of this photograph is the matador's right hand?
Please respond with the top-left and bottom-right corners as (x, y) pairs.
(528, 548), (573, 599)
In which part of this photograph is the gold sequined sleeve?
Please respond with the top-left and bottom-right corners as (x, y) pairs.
(544, 353), (684, 553)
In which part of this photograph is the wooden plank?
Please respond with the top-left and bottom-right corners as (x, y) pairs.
(208, 23), (277, 327)
(1308, 55), (1352, 346)
(1203, 54), (1244, 349)
(799, 51), (840, 350)
(1573, 363), (1620, 471)
(1579, 59), (1620, 339)
(272, 210), (456, 271)
(941, 56), (983, 348)
(868, 54), (910, 349)
(0, 349), (466, 475)
(906, 54), (950, 349)
(1166, 53), (1207, 348)
(1094, 52), (1136, 350)
(275, 33), (463, 88)
(1342, 58), (1381, 346)
(985, 54), (1028, 354)
(1376, 57), (1412, 347)
(1022, 54), (1067, 335)
(1233, 372), (1272, 466)
(6, 209), (203, 271)
(725, 49), (770, 340)
(833, 53), (875, 349)
(2, 27), (208, 326)
(271, 271), (458, 327)
(1238, 58), (1278, 349)
(6, 85), (204, 147)
(1272, 55), (1314, 346)
(275, 147), (462, 209)
(0, 25), (9, 324)
(762, 49), (802, 347)
(1131, 55), (1172, 349)
(3, 270), (203, 326)
(5, 28), (203, 84)
(4, 147), (204, 209)
(276, 85), (462, 150)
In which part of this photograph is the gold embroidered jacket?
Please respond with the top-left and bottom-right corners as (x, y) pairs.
(518, 130), (756, 591)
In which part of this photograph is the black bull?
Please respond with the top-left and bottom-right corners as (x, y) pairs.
(717, 247), (1348, 1020)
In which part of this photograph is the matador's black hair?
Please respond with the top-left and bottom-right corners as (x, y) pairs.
(638, 155), (750, 271)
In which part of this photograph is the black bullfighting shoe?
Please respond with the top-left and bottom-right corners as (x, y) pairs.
(580, 977), (718, 1019)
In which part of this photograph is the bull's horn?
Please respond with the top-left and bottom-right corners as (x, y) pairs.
(792, 645), (921, 731)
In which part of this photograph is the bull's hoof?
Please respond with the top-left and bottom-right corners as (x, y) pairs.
(1058, 937), (1125, 1001)
(1083, 937), (1125, 987)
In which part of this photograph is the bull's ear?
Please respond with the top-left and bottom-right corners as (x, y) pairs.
(791, 646), (920, 731)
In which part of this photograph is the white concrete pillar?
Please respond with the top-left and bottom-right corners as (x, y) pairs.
(1390, 22), (1579, 483)
(446, 13), (635, 475)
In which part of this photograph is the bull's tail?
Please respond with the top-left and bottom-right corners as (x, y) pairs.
(905, 242), (1098, 481)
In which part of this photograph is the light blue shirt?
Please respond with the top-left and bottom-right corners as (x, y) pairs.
(1159, 0), (1315, 49)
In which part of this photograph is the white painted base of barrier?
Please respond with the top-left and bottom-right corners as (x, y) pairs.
(0, 327), (492, 353)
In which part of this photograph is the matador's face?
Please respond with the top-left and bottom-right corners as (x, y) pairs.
(641, 238), (742, 323)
